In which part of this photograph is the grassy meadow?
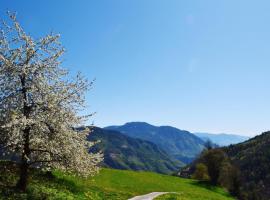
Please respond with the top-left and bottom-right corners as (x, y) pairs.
(0, 161), (234, 200)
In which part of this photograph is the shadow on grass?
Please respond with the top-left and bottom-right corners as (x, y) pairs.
(190, 181), (232, 198)
(34, 171), (84, 194)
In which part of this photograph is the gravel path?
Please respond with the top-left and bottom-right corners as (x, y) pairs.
(128, 192), (169, 200)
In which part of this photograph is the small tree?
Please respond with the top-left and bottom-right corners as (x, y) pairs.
(192, 163), (210, 181)
(0, 13), (102, 191)
(202, 149), (228, 185)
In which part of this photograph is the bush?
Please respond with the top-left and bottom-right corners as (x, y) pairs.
(192, 163), (210, 181)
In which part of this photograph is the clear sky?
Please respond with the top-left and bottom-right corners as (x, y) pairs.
(1, 0), (270, 136)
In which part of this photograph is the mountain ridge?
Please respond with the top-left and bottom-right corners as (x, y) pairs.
(87, 126), (183, 174)
(194, 132), (249, 146)
(105, 122), (206, 164)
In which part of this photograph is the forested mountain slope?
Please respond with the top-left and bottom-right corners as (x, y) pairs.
(88, 127), (183, 174)
(224, 131), (270, 199)
(106, 122), (205, 163)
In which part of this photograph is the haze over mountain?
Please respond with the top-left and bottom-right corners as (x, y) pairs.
(105, 122), (205, 164)
(194, 132), (249, 146)
(87, 127), (183, 174)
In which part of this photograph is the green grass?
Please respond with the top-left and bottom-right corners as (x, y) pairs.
(154, 193), (184, 200)
(0, 163), (234, 200)
(54, 168), (234, 200)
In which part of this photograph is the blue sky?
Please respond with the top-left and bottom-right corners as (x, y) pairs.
(1, 0), (270, 136)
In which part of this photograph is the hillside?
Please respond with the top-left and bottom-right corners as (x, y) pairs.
(224, 131), (270, 200)
(88, 127), (183, 174)
(194, 132), (249, 146)
(105, 122), (205, 163)
(0, 162), (234, 200)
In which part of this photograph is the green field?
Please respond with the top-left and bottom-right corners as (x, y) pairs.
(82, 169), (234, 200)
(0, 164), (234, 200)
(154, 193), (183, 200)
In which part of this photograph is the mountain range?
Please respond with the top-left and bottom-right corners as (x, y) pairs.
(88, 127), (183, 174)
(105, 122), (206, 164)
(194, 132), (249, 146)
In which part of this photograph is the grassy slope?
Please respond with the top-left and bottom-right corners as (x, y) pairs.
(0, 165), (234, 200)
(57, 168), (234, 200)
(155, 193), (183, 200)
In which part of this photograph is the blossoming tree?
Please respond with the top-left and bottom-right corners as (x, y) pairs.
(0, 13), (102, 191)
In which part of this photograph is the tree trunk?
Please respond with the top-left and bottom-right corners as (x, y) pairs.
(16, 74), (31, 191)
(16, 127), (30, 192)
(16, 159), (29, 191)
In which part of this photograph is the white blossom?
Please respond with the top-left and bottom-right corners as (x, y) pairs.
(0, 12), (103, 178)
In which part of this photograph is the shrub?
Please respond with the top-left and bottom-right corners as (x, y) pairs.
(192, 163), (210, 181)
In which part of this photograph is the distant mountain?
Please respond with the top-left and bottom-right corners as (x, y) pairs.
(88, 127), (183, 174)
(194, 132), (249, 146)
(105, 122), (205, 164)
(224, 131), (270, 200)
